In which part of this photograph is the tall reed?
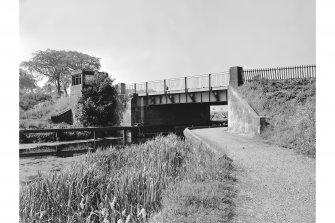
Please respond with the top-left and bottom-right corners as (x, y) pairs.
(20, 134), (235, 222)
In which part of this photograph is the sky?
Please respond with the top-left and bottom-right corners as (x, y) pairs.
(20, 0), (315, 85)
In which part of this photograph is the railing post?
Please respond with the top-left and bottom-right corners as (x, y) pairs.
(146, 82), (148, 95)
(164, 79), (167, 94)
(134, 83), (137, 94)
(93, 130), (96, 150)
(184, 77), (187, 92)
(122, 129), (126, 146)
(208, 74), (212, 90)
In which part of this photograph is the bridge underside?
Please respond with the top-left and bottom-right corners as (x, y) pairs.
(131, 89), (227, 126)
(137, 89), (227, 106)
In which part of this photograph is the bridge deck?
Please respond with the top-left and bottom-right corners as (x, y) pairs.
(125, 71), (229, 96)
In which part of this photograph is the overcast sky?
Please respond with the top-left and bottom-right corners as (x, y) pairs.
(20, 0), (315, 84)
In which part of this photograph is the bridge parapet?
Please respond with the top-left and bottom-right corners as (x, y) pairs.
(125, 71), (229, 96)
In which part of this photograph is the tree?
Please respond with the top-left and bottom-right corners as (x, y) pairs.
(36, 83), (57, 96)
(19, 68), (36, 93)
(20, 49), (101, 97)
(74, 72), (123, 127)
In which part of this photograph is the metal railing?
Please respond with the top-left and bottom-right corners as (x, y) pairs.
(243, 65), (316, 81)
(186, 74), (209, 91)
(126, 71), (229, 96)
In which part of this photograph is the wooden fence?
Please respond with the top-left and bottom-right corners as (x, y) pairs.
(243, 65), (316, 81)
(19, 126), (137, 152)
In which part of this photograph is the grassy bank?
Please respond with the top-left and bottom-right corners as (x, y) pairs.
(20, 96), (71, 129)
(237, 79), (315, 157)
(20, 134), (235, 222)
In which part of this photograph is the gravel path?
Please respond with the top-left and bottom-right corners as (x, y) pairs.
(191, 127), (315, 223)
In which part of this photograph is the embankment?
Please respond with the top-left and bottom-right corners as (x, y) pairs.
(237, 79), (315, 157)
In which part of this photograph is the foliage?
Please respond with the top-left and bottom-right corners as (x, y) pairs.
(19, 68), (37, 93)
(19, 119), (52, 130)
(237, 78), (316, 157)
(20, 49), (101, 96)
(19, 92), (52, 111)
(19, 134), (235, 223)
(20, 96), (71, 120)
(35, 84), (58, 96)
(74, 73), (123, 127)
(20, 130), (92, 144)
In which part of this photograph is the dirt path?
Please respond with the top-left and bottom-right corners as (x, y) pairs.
(191, 127), (315, 223)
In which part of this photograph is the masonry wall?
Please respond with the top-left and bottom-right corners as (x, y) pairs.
(70, 84), (82, 109)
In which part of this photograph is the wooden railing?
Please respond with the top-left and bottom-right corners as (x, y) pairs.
(19, 126), (137, 151)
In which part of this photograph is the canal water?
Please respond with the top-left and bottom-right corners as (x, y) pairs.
(19, 128), (189, 184)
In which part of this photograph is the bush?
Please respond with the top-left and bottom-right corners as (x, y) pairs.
(19, 92), (52, 111)
(74, 73), (123, 126)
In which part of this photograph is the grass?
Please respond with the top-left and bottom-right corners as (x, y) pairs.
(20, 134), (235, 223)
(20, 96), (71, 124)
(237, 78), (316, 157)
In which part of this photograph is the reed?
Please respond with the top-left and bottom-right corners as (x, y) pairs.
(20, 134), (235, 222)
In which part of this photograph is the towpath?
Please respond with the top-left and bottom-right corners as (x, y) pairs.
(190, 127), (315, 223)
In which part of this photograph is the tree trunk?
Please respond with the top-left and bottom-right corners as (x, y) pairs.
(63, 85), (68, 97)
(57, 78), (61, 96)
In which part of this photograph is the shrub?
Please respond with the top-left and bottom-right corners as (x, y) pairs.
(19, 92), (52, 111)
(74, 73), (123, 126)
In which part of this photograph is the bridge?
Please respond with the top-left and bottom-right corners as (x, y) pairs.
(69, 65), (315, 136)
(118, 67), (243, 128)
(124, 71), (230, 104)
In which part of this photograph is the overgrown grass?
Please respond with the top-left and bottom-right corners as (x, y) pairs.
(237, 79), (316, 157)
(20, 134), (235, 222)
(20, 96), (71, 121)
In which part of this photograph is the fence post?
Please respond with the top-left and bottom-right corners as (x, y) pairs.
(164, 80), (167, 94)
(122, 129), (126, 146)
(184, 77), (187, 92)
(208, 74), (212, 90)
(93, 130), (96, 150)
(134, 83), (137, 94)
(145, 82), (148, 95)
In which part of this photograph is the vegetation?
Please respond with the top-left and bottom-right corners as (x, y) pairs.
(21, 49), (101, 96)
(74, 72), (123, 127)
(19, 92), (53, 112)
(20, 134), (235, 222)
(237, 79), (316, 157)
(19, 68), (37, 93)
(20, 96), (71, 121)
